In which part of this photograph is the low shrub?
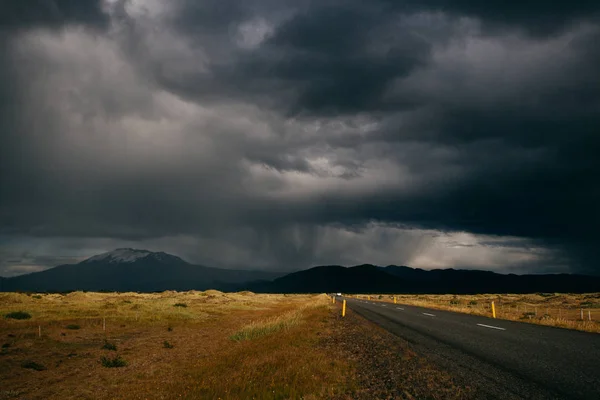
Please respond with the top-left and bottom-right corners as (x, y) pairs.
(163, 340), (174, 349)
(102, 340), (117, 351)
(4, 311), (32, 320)
(100, 356), (127, 368)
(173, 303), (188, 308)
(21, 361), (46, 371)
(66, 324), (80, 330)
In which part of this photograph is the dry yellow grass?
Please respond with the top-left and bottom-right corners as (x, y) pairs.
(354, 293), (600, 333)
(230, 309), (303, 341)
(0, 291), (351, 400)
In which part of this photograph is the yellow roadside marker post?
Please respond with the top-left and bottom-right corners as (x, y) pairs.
(492, 301), (496, 318)
(394, 296), (397, 304)
(332, 296), (335, 304)
(342, 300), (346, 317)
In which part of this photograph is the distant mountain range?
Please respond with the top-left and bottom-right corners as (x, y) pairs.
(0, 249), (284, 292)
(1, 249), (599, 294)
(254, 264), (600, 294)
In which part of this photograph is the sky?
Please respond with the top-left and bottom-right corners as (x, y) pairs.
(1, 0), (599, 277)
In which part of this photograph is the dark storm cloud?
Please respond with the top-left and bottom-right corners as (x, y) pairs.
(0, 0), (599, 275)
(409, 0), (600, 36)
(372, 25), (600, 273)
(0, 0), (109, 31)
(259, 5), (430, 115)
(153, 0), (600, 116)
(133, 1), (431, 115)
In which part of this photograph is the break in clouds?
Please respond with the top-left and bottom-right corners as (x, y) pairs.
(0, 0), (599, 276)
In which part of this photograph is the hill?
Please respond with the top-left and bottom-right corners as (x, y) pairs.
(0, 248), (284, 292)
(251, 264), (407, 293)
(252, 264), (600, 294)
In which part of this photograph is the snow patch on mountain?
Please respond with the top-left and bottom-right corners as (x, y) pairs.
(83, 248), (152, 264)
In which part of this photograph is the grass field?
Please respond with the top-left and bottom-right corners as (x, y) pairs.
(0, 291), (474, 399)
(0, 291), (350, 399)
(356, 293), (600, 333)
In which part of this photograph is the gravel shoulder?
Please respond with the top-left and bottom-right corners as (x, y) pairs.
(322, 307), (476, 400)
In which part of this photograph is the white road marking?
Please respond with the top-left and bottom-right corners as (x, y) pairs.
(382, 305), (387, 307)
(477, 323), (506, 331)
(396, 307), (404, 310)
(422, 313), (436, 317)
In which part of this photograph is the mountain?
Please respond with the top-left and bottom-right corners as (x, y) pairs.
(381, 265), (433, 280)
(0, 248), (285, 292)
(252, 264), (600, 294)
(3, 251), (599, 294)
(380, 266), (600, 293)
(251, 264), (408, 293)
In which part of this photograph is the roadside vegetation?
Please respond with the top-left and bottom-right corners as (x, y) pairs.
(355, 293), (600, 333)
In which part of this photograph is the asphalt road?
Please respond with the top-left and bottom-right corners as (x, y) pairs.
(341, 297), (600, 400)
